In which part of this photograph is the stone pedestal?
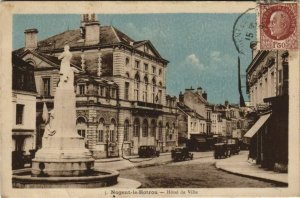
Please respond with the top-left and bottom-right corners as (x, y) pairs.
(32, 86), (94, 177)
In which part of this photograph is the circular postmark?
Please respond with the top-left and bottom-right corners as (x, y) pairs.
(261, 4), (297, 41)
(232, 7), (257, 55)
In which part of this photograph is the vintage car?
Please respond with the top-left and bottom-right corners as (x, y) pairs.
(171, 147), (193, 161)
(138, 145), (160, 158)
(227, 138), (240, 155)
(214, 143), (229, 159)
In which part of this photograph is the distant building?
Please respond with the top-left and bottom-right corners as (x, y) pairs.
(12, 53), (37, 169)
(14, 14), (178, 158)
(245, 41), (289, 172)
(211, 110), (222, 135)
(178, 87), (211, 134)
(177, 102), (206, 141)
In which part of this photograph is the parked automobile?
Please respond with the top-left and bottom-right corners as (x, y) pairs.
(214, 143), (229, 159)
(171, 147), (193, 161)
(227, 138), (240, 155)
(138, 145), (160, 158)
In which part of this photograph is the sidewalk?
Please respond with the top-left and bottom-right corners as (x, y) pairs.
(215, 151), (288, 185)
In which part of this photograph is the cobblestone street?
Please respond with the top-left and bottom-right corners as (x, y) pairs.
(119, 155), (285, 188)
(94, 151), (287, 188)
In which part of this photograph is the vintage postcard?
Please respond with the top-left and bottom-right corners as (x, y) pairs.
(0, 1), (299, 197)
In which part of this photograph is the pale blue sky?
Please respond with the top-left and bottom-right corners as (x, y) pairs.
(13, 14), (256, 104)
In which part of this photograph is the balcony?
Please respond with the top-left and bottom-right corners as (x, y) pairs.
(131, 101), (163, 117)
(133, 101), (163, 109)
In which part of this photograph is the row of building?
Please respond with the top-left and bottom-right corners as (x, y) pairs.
(12, 14), (249, 169)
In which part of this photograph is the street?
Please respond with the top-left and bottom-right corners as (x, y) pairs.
(95, 151), (285, 188)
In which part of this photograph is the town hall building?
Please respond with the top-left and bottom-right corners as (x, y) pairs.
(14, 14), (178, 159)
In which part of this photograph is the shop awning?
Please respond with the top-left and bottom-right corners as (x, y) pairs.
(244, 113), (271, 138)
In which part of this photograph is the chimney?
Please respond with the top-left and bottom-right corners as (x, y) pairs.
(196, 86), (203, 95)
(82, 14), (100, 45)
(202, 91), (207, 101)
(24, 28), (38, 50)
(250, 41), (258, 59)
(225, 100), (229, 107)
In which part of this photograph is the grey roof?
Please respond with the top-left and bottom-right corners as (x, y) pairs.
(177, 102), (206, 120)
(12, 53), (37, 93)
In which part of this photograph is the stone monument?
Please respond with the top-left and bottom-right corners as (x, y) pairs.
(31, 45), (95, 177)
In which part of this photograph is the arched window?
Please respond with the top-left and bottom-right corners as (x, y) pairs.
(134, 73), (140, 101)
(165, 123), (170, 141)
(158, 122), (163, 141)
(143, 76), (148, 102)
(109, 119), (116, 142)
(133, 118), (140, 137)
(97, 118), (105, 143)
(150, 119), (156, 137)
(142, 119), (148, 137)
(124, 120), (129, 141)
(76, 117), (87, 138)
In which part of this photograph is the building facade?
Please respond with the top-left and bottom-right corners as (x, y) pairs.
(177, 102), (206, 140)
(12, 54), (37, 169)
(245, 41), (289, 172)
(15, 14), (178, 159)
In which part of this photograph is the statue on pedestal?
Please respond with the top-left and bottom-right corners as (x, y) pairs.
(58, 45), (78, 89)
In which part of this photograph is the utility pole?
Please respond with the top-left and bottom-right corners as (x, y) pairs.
(238, 57), (246, 107)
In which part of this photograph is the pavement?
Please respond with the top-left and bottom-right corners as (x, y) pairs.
(215, 151), (288, 185)
(94, 150), (288, 186)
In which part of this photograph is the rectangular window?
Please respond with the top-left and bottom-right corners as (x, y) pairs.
(99, 86), (104, 96)
(97, 130), (104, 142)
(144, 63), (148, 71)
(77, 129), (86, 138)
(124, 124), (129, 141)
(111, 88), (116, 98)
(124, 82), (129, 100)
(152, 66), (156, 74)
(79, 84), (85, 95)
(16, 104), (24, 125)
(42, 77), (51, 96)
(135, 60), (140, 69)
(106, 87), (110, 98)
(158, 90), (162, 104)
(159, 69), (162, 76)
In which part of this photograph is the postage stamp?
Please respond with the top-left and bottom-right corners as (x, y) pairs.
(260, 3), (298, 50)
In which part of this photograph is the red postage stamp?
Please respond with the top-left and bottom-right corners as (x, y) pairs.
(260, 3), (298, 50)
